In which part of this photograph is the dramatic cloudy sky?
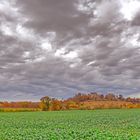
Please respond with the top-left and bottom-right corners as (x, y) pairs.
(0, 0), (140, 101)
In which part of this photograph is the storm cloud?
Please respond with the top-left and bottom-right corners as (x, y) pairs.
(0, 0), (140, 101)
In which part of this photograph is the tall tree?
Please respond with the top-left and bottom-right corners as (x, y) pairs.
(40, 96), (52, 111)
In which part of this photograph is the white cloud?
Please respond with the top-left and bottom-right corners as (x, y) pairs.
(40, 41), (52, 52)
(55, 48), (78, 61)
(87, 61), (96, 66)
(16, 25), (36, 41)
(130, 33), (140, 47)
(120, 0), (140, 20)
(0, 23), (14, 36)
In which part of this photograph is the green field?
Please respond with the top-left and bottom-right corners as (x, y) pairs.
(0, 109), (140, 140)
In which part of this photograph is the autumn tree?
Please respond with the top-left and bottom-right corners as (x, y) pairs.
(105, 93), (116, 101)
(40, 96), (52, 111)
(50, 99), (62, 111)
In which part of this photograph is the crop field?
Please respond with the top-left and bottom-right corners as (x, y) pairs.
(0, 109), (140, 140)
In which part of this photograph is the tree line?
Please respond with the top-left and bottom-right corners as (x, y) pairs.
(0, 92), (140, 111)
(39, 92), (140, 111)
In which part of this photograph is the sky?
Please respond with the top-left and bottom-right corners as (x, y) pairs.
(0, 0), (140, 101)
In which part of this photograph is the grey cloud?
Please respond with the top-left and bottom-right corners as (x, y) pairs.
(17, 0), (89, 39)
(0, 0), (140, 100)
(132, 12), (140, 26)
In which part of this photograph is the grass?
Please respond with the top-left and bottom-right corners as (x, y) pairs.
(0, 108), (40, 112)
(0, 109), (140, 140)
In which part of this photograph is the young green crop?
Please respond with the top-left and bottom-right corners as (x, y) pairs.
(0, 109), (140, 140)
